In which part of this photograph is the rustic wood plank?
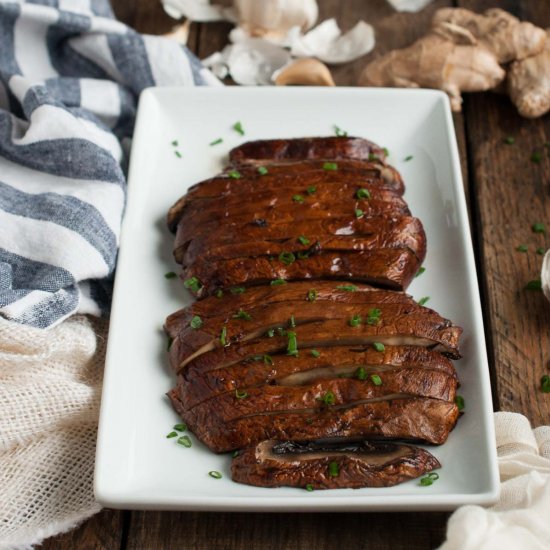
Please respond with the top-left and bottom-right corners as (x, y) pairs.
(457, 0), (550, 425)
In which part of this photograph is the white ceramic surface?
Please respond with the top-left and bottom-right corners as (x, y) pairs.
(95, 87), (499, 511)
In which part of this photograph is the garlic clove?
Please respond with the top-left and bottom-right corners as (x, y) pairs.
(542, 250), (550, 303)
(274, 58), (335, 86)
(161, 0), (235, 22)
(386, 0), (434, 12)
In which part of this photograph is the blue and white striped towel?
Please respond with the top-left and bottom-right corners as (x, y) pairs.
(0, 0), (218, 328)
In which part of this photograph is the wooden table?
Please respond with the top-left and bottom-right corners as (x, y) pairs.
(43, 1), (550, 548)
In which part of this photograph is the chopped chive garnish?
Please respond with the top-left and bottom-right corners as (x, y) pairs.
(177, 435), (192, 447)
(233, 121), (245, 135)
(322, 162), (338, 171)
(220, 325), (227, 346)
(355, 208), (364, 218)
(306, 186), (317, 195)
(297, 251), (310, 259)
(235, 389), (248, 399)
(209, 470), (223, 479)
(368, 153), (380, 161)
(279, 251), (296, 265)
(190, 315), (203, 329)
(287, 331), (298, 356)
(166, 335), (173, 351)
(366, 308), (381, 325)
(531, 151), (542, 164)
(415, 267), (426, 277)
(166, 431), (178, 438)
(307, 289), (318, 302)
(171, 140), (178, 147)
(257, 166), (268, 175)
(455, 395), (465, 410)
(504, 136), (515, 145)
(230, 286), (246, 295)
(370, 374), (382, 386)
(356, 367), (367, 380)
(233, 309), (252, 321)
(418, 296), (430, 306)
(209, 137), (223, 146)
(420, 472), (439, 486)
(271, 279), (287, 286)
(305, 484), (314, 492)
(298, 235), (310, 245)
(525, 279), (542, 290)
(404, 155), (413, 162)
(318, 391), (336, 406)
(263, 354), (273, 365)
(266, 328), (275, 338)
(174, 423), (187, 432)
(164, 271), (177, 279)
(310, 349), (320, 358)
(349, 314), (361, 327)
(232, 450), (239, 458)
(532, 223), (545, 233)
(373, 342), (385, 352)
(228, 170), (241, 179)
(537, 247), (546, 255)
(174, 150), (182, 158)
(383, 147), (390, 157)
(334, 125), (348, 137)
(292, 194), (305, 203)
(517, 244), (528, 252)
(328, 461), (339, 477)
(356, 188), (371, 200)
(184, 276), (202, 292)
(289, 315), (296, 328)
(215, 289), (224, 298)
(541, 375), (550, 393)
(336, 284), (358, 292)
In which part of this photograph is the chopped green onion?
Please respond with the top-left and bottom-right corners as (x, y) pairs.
(287, 331), (298, 356)
(356, 188), (371, 200)
(525, 280), (542, 290)
(541, 375), (550, 393)
(517, 244), (528, 252)
(370, 374), (382, 386)
(266, 328), (275, 338)
(537, 247), (546, 255)
(503, 136), (515, 145)
(263, 354), (273, 365)
(328, 461), (340, 477)
(190, 315), (203, 329)
(322, 162), (338, 171)
(415, 267), (426, 277)
(373, 342), (385, 352)
(404, 155), (413, 162)
(532, 223), (545, 233)
(306, 186), (317, 195)
(292, 194), (305, 203)
(531, 151), (542, 164)
(215, 289), (223, 298)
(174, 423), (187, 432)
(209, 470), (223, 479)
(164, 271), (177, 279)
(230, 286), (246, 295)
(297, 251), (310, 260)
(366, 308), (382, 325)
(220, 325), (227, 346)
(356, 367), (367, 380)
(307, 289), (318, 302)
(166, 431), (178, 439)
(368, 153), (380, 161)
(418, 296), (430, 306)
(383, 147), (390, 157)
(305, 484), (314, 492)
(235, 389), (248, 399)
(455, 395), (465, 410)
(298, 235), (310, 245)
(174, 150), (182, 158)
(233, 309), (252, 321)
(334, 125), (347, 137)
(209, 138), (223, 146)
(310, 349), (320, 358)
(228, 170), (241, 179)
(257, 166), (268, 175)
(166, 336), (173, 351)
(184, 276), (202, 292)
(318, 391), (336, 406)
(289, 315), (296, 328)
(177, 435), (192, 447)
(419, 472), (439, 486)
(279, 251), (296, 265)
(271, 279), (287, 286)
(232, 450), (239, 458)
(349, 314), (361, 327)
(355, 208), (364, 218)
(232, 121), (245, 135)
(171, 140), (178, 147)
(336, 284), (358, 292)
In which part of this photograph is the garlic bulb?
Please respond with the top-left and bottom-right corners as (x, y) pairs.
(234, 0), (318, 41)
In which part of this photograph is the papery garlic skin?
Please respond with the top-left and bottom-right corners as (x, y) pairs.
(542, 250), (550, 303)
(235, 0), (318, 41)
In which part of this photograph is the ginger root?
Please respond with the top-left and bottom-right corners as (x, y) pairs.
(508, 29), (550, 119)
(359, 22), (505, 112)
(433, 8), (546, 64)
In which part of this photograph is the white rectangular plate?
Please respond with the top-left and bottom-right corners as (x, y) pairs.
(95, 87), (499, 511)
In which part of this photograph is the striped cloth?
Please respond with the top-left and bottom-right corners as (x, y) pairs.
(0, 0), (218, 328)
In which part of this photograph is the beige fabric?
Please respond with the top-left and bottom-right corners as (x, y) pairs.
(440, 412), (550, 550)
(0, 315), (107, 549)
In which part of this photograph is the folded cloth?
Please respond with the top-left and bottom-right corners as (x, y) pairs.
(0, 0), (218, 329)
(440, 412), (550, 550)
